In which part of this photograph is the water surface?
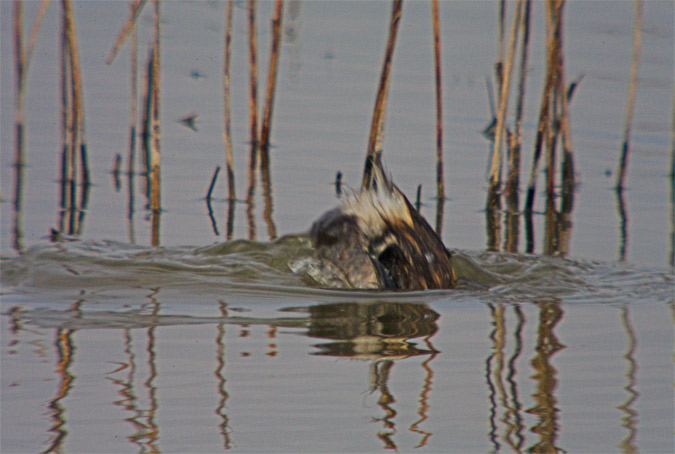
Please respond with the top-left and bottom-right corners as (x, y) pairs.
(1, 1), (674, 452)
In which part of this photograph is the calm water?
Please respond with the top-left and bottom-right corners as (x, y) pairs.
(1, 1), (674, 453)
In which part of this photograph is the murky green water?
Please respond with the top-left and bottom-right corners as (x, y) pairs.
(1, 0), (674, 452)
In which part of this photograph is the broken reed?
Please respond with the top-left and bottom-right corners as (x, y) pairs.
(362, 0), (403, 190)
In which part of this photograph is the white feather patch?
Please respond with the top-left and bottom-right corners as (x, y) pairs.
(341, 183), (412, 238)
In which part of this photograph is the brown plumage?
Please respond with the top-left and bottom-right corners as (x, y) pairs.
(310, 162), (456, 290)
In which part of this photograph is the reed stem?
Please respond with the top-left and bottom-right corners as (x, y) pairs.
(223, 0), (235, 203)
(525, 0), (561, 213)
(149, 0), (161, 246)
(431, 0), (444, 233)
(260, 0), (284, 240)
(12, 0), (25, 251)
(615, 0), (643, 191)
(487, 0), (524, 196)
(105, 0), (147, 65)
(362, 0), (403, 190)
(246, 0), (258, 240)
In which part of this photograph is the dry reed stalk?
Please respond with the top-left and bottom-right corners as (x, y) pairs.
(149, 0), (161, 247)
(140, 47), (153, 201)
(105, 0), (147, 65)
(524, 0), (561, 213)
(505, 0), (531, 210)
(247, 0), (259, 147)
(246, 0), (259, 240)
(23, 0), (51, 79)
(60, 0), (89, 234)
(543, 198), (558, 256)
(558, 83), (578, 217)
(361, 0), (403, 190)
(260, 0), (283, 240)
(246, 0), (258, 240)
(58, 5), (70, 232)
(223, 0), (235, 203)
(487, 0), (524, 198)
(545, 83), (558, 202)
(496, 0), (506, 90)
(670, 79), (675, 266)
(431, 0), (444, 233)
(505, 131), (519, 252)
(260, 0), (283, 152)
(12, 0), (25, 251)
(126, 0), (139, 244)
(127, 0), (139, 178)
(615, 0), (643, 191)
(62, 0), (88, 187)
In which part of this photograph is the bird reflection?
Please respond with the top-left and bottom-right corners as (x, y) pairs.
(299, 301), (440, 449)
(303, 302), (439, 359)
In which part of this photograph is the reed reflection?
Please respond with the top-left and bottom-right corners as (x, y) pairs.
(105, 290), (161, 452)
(485, 303), (526, 452)
(617, 306), (639, 454)
(526, 300), (565, 453)
(44, 300), (82, 453)
(214, 301), (233, 449)
(485, 301), (566, 453)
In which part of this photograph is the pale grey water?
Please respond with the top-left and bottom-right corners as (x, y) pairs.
(1, 1), (674, 453)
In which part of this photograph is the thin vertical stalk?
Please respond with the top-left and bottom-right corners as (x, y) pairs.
(62, 0), (88, 190)
(557, 14), (577, 219)
(496, 0), (506, 89)
(61, 0), (82, 234)
(504, 0), (531, 253)
(23, 0), (51, 79)
(615, 0), (643, 191)
(431, 0), (444, 234)
(246, 0), (258, 240)
(362, 0), (403, 190)
(260, 0), (283, 152)
(487, 0), (524, 196)
(524, 0), (560, 213)
(10, 0), (48, 241)
(127, 0), (139, 244)
(260, 0), (283, 240)
(149, 0), (161, 247)
(105, 0), (147, 65)
(127, 0), (139, 179)
(616, 187), (629, 261)
(505, 0), (531, 208)
(12, 0), (25, 252)
(58, 4), (70, 233)
(140, 47), (153, 202)
(669, 76), (675, 266)
(223, 0), (235, 204)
